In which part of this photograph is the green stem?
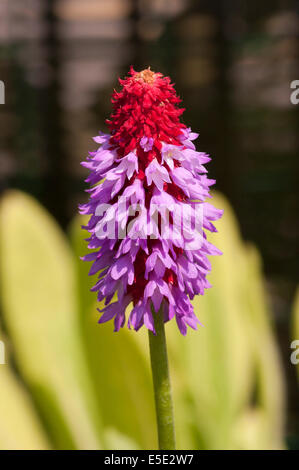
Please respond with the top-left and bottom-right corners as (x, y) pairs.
(148, 308), (176, 450)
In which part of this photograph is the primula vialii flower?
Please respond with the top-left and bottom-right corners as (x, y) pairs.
(80, 67), (223, 335)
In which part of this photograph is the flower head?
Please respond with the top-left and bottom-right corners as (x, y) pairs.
(80, 67), (223, 335)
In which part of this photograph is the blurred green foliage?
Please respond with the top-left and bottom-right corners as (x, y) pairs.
(0, 190), (295, 449)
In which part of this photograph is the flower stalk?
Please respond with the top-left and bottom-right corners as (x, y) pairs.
(148, 308), (176, 450)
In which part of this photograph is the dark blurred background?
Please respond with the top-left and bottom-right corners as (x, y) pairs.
(0, 0), (298, 444)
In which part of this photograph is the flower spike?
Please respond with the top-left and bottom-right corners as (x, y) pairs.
(80, 67), (223, 335)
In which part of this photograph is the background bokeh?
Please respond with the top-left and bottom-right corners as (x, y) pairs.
(0, 0), (298, 450)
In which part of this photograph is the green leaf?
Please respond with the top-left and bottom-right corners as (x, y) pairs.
(0, 334), (50, 449)
(69, 215), (156, 450)
(233, 408), (279, 450)
(104, 428), (140, 450)
(242, 245), (285, 449)
(0, 191), (104, 449)
(165, 192), (284, 449)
